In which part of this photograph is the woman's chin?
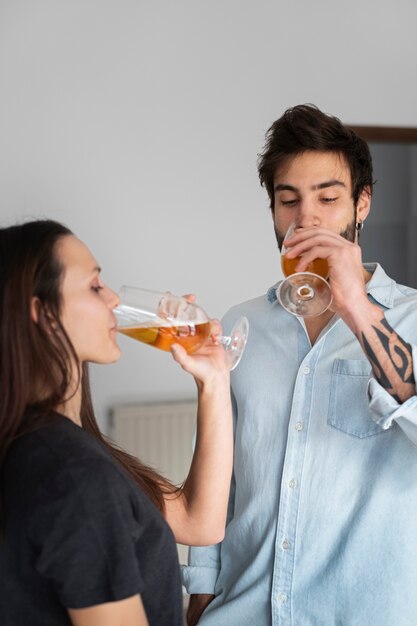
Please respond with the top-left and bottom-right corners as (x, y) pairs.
(89, 347), (122, 365)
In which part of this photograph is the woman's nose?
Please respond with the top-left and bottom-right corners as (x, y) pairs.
(108, 287), (121, 309)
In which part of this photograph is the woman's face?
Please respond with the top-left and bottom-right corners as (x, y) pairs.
(56, 235), (121, 364)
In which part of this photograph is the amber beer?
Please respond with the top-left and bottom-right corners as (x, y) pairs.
(119, 321), (211, 354)
(282, 255), (329, 280)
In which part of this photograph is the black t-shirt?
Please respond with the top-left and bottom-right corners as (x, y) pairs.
(0, 413), (182, 625)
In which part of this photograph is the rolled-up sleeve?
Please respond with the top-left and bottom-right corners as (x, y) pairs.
(369, 345), (417, 446)
(181, 544), (221, 594)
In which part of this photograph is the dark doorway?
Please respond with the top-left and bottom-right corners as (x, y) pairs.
(348, 126), (417, 288)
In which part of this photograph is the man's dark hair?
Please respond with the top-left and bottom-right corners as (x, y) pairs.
(257, 104), (373, 211)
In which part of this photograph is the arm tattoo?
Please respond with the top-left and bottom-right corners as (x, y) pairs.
(360, 318), (415, 403)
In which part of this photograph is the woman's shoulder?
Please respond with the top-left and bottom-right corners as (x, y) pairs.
(13, 413), (100, 459)
(6, 413), (126, 492)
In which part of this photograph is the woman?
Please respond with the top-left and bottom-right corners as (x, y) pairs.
(0, 220), (233, 626)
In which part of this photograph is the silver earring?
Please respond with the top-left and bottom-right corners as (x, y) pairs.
(356, 221), (364, 232)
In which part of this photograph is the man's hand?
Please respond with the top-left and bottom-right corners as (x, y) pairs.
(284, 226), (368, 317)
(285, 226), (416, 403)
(186, 594), (215, 626)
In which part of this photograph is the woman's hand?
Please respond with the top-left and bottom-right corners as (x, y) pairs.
(169, 294), (230, 388)
(170, 318), (230, 389)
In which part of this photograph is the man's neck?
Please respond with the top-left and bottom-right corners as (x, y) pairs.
(305, 309), (335, 345)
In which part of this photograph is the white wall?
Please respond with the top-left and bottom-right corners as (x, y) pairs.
(1, 0), (416, 428)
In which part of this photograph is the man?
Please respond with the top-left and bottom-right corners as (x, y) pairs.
(182, 104), (417, 625)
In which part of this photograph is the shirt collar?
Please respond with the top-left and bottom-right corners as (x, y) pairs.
(363, 263), (396, 309)
(267, 263), (397, 309)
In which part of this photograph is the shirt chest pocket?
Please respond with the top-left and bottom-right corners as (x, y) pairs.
(327, 359), (386, 438)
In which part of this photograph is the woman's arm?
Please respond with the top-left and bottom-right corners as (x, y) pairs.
(164, 320), (233, 546)
(68, 594), (148, 626)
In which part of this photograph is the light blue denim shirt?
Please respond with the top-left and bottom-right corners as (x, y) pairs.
(182, 264), (417, 626)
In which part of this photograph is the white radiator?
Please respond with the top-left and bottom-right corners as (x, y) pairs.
(110, 400), (197, 565)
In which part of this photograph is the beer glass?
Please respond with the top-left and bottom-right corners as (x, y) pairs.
(114, 286), (249, 370)
(278, 223), (332, 317)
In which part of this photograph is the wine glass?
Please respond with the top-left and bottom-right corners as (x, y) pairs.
(277, 223), (332, 317)
(113, 286), (249, 370)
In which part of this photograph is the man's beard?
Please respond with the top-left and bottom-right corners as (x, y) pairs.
(274, 215), (357, 252)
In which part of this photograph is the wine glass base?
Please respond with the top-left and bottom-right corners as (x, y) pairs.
(226, 316), (249, 370)
(278, 272), (332, 318)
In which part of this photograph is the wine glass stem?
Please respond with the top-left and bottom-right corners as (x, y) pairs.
(218, 335), (232, 349)
(297, 284), (314, 300)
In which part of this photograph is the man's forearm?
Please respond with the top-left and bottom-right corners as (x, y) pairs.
(187, 594), (215, 626)
(343, 301), (415, 403)
(359, 316), (415, 403)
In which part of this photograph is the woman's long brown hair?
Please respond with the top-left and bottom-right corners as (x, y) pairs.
(0, 220), (171, 527)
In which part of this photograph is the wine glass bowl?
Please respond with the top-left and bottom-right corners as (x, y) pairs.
(278, 223), (332, 317)
(114, 286), (249, 370)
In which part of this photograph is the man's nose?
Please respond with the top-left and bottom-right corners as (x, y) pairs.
(295, 201), (319, 228)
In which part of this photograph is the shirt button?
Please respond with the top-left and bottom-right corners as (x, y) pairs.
(282, 539), (289, 550)
(279, 593), (287, 604)
(289, 479), (297, 489)
(295, 422), (303, 431)
(303, 366), (310, 375)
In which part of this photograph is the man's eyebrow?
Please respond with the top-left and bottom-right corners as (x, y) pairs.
(313, 179), (346, 191)
(274, 180), (346, 193)
(274, 184), (298, 192)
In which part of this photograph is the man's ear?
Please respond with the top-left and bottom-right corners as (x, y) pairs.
(357, 185), (371, 224)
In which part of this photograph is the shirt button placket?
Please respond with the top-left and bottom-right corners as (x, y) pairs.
(274, 362), (312, 623)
